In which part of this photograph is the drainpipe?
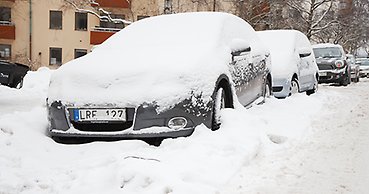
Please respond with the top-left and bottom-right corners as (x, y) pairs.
(29, 0), (32, 63)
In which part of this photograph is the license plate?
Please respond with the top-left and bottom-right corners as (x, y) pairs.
(73, 108), (126, 121)
(319, 72), (327, 76)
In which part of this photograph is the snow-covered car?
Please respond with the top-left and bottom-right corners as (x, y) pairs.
(356, 58), (369, 78)
(47, 12), (272, 140)
(347, 54), (359, 82)
(256, 30), (318, 98)
(312, 43), (351, 86)
(0, 60), (29, 88)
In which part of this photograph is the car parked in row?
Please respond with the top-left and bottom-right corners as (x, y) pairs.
(257, 30), (318, 98)
(355, 57), (369, 78)
(312, 43), (351, 86)
(0, 60), (29, 88)
(47, 12), (272, 141)
(347, 54), (360, 82)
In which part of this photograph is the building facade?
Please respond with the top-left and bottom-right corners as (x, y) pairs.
(0, 0), (243, 69)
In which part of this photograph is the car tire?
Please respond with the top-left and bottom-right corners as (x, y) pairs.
(306, 74), (318, 95)
(211, 87), (225, 131)
(341, 73), (350, 86)
(289, 79), (299, 96)
(259, 78), (271, 104)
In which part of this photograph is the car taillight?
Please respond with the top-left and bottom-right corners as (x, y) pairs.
(335, 60), (344, 68)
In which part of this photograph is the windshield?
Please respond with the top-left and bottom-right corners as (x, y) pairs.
(356, 58), (369, 66)
(313, 47), (342, 58)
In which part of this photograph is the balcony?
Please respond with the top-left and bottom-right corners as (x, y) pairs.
(90, 27), (120, 45)
(92, 0), (130, 9)
(0, 21), (15, 40)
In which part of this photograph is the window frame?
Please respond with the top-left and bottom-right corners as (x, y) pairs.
(74, 49), (87, 59)
(75, 12), (88, 31)
(49, 47), (62, 66)
(0, 7), (11, 24)
(49, 10), (63, 30)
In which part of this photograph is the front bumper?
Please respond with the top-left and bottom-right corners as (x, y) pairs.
(272, 78), (291, 98)
(48, 100), (211, 139)
(359, 70), (369, 77)
(318, 69), (346, 83)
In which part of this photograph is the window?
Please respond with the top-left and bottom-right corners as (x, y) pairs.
(0, 7), (11, 23)
(74, 49), (87, 59)
(164, 0), (172, 14)
(75, 12), (87, 31)
(49, 10), (62, 29)
(100, 14), (125, 29)
(137, 15), (149, 21)
(49, 47), (62, 65)
(0, 44), (11, 60)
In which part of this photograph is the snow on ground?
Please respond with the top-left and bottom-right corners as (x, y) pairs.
(220, 81), (369, 194)
(1, 69), (368, 194)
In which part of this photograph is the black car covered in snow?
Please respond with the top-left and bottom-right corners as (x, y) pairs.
(0, 60), (29, 88)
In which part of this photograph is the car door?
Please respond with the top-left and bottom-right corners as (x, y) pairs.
(229, 47), (258, 106)
(296, 33), (314, 90)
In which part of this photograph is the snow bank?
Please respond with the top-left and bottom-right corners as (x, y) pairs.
(0, 68), (330, 194)
(0, 68), (53, 115)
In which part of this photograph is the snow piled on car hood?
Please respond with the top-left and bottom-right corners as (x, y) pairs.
(256, 30), (298, 78)
(47, 12), (267, 111)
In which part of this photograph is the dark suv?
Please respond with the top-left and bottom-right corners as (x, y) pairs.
(0, 60), (29, 88)
(312, 43), (350, 86)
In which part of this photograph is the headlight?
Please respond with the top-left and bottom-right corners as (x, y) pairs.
(168, 117), (187, 130)
(335, 60), (344, 68)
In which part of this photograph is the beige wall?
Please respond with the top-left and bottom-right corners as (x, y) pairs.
(30, 0), (100, 69)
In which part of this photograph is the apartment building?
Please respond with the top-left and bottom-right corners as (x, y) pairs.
(0, 0), (243, 69)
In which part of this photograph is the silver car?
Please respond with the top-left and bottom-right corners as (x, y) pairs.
(347, 54), (359, 82)
(257, 30), (319, 98)
(356, 58), (369, 78)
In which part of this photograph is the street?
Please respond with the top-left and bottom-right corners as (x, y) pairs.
(221, 80), (369, 194)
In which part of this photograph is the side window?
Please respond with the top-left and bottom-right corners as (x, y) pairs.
(0, 44), (11, 60)
(74, 49), (87, 59)
(0, 7), (11, 23)
(75, 12), (87, 31)
(50, 47), (62, 66)
(50, 10), (62, 29)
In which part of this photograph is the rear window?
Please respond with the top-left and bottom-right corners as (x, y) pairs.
(313, 47), (342, 58)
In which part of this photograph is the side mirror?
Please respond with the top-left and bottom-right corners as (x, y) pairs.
(230, 39), (251, 57)
(298, 47), (312, 58)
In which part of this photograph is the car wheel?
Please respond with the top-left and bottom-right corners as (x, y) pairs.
(289, 79), (299, 96)
(211, 87), (225, 131)
(259, 78), (271, 104)
(341, 73), (350, 86)
(306, 75), (318, 95)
